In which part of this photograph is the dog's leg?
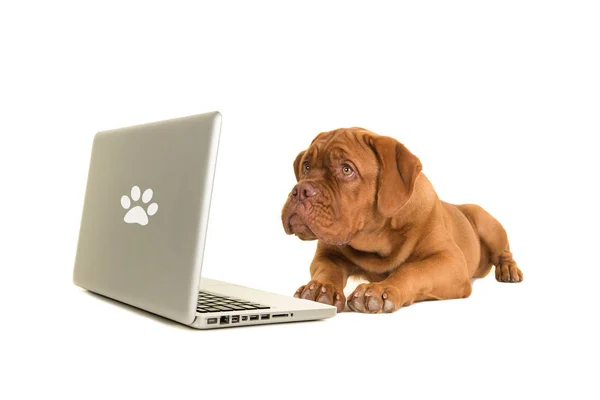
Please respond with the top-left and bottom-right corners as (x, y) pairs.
(294, 250), (352, 312)
(458, 204), (523, 283)
(347, 251), (472, 313)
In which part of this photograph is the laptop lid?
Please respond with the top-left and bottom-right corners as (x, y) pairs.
(73, 111), (222, 325)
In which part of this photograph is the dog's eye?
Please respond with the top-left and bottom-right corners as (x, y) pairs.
(341, 165), (354, 176)
(303, 162), (310, 173)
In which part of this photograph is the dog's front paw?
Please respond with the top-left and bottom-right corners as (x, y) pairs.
(294, 280), (345, 313)
(347, 283), (403, 313)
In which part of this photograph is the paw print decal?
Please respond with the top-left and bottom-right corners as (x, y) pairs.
(121, 186), (158, 226)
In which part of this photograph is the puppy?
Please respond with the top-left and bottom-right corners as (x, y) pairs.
(281, 128), (523, 313)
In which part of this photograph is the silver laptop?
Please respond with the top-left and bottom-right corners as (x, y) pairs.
(73, 111), (336, 329)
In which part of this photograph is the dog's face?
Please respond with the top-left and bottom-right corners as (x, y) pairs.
(281, 128), (422, 246)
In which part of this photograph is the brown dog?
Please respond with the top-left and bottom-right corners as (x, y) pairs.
(281, 128), (523, 313)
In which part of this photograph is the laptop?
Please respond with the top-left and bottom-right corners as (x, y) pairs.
(73, 111), (336, 329)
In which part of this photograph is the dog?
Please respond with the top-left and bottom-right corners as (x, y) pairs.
(281, 128), (523, 313)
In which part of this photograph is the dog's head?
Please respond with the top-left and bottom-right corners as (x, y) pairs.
(281, 128), (422, 246)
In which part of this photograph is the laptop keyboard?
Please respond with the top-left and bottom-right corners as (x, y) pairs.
(196, 290), (271, 313)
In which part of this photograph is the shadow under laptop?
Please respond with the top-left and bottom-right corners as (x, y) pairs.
(83, 290), (191, 330)
(83, 290), (331, 330)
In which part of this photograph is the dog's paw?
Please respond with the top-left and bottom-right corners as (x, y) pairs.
(347, 283), (403, 313)
(294, 280), (345, 312)
(495, 261), (523, 283)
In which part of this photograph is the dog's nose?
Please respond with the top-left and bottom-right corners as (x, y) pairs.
(292, 182), (317, 201)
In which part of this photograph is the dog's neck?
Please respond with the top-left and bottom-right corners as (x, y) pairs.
(390, 174), (438, 229)
(347, 174), (439, 258)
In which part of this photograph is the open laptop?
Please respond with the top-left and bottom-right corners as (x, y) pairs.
(73, 111), (336, 329)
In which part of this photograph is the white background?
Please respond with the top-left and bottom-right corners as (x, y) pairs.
(1, 1), (599, 399)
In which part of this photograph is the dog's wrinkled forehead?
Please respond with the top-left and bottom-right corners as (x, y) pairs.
(306, 128), (375, 165)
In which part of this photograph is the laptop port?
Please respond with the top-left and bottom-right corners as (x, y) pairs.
(241, 316), (248, 321)
(220, 316), (230, 324)
(261, 314), (270, 320)
(249, 315), (259, 321)
(231, 315), (240, 323)
(272, 313), (288, 318)
(206, 318), (218, 325)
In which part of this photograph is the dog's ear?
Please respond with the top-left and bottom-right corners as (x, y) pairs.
(369, 136), (422, 217)
(293, 150), (306, 181)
